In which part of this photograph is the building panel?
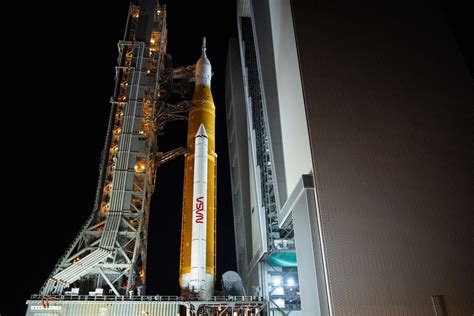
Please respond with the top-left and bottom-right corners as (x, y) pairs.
(291, 0), (474, 314)
(267, 0), (312, 199)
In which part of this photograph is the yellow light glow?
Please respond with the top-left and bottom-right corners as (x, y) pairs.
(110, 145), (119, 155)
(100, 202), (110, 212)
(104, 183), (112, 193)
(134, 160), (146, 173)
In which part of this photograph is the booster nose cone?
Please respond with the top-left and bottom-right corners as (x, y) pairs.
(196, 123), (208, 138)
(195, 37), (212, 87)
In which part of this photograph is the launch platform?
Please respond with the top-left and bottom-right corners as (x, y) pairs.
(26, 294), (266, 315)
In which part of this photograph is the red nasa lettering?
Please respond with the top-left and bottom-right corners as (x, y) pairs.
(195, 197), (204, 223)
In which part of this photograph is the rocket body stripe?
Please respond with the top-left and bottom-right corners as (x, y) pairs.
(189, 125), (208, 292)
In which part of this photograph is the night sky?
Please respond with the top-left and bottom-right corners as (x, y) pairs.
(2, 1), (471, 315)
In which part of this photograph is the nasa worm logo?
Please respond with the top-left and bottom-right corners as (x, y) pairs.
(195, 197), (204, 223)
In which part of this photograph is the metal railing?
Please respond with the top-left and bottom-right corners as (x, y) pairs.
(29, 294), (265, 303)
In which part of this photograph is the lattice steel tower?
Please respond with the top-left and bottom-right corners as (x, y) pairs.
(39, 0), (194, 297)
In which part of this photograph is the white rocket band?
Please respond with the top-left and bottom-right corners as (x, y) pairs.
(189, 123), (208, 293)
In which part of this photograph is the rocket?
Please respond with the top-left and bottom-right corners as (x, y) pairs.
(179, 37), (216, 300)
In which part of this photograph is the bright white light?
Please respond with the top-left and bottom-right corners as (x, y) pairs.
(271, 275), (282, 286)
(273, 286), (284, 295)
(287, 278), (295, 286)
(274, 298), (285, 308)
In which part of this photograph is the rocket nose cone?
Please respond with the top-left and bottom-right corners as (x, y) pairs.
(198, 54), (211, 65)
(196, 123), (208, 138)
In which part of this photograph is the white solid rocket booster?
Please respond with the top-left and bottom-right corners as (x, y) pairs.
(189, 123), (209, 294)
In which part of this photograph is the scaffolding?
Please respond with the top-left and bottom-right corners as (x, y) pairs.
(37, 1), (193, 299)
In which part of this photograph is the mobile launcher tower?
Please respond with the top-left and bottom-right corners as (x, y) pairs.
(25, 1), (266, 315)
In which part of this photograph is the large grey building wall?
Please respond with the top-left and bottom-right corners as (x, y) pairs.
(225, 38), (253, 287)
(290, 0), (474, 315)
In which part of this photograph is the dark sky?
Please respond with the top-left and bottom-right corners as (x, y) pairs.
(441, 2), (473, 78)
(2, 1), (471, 316)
